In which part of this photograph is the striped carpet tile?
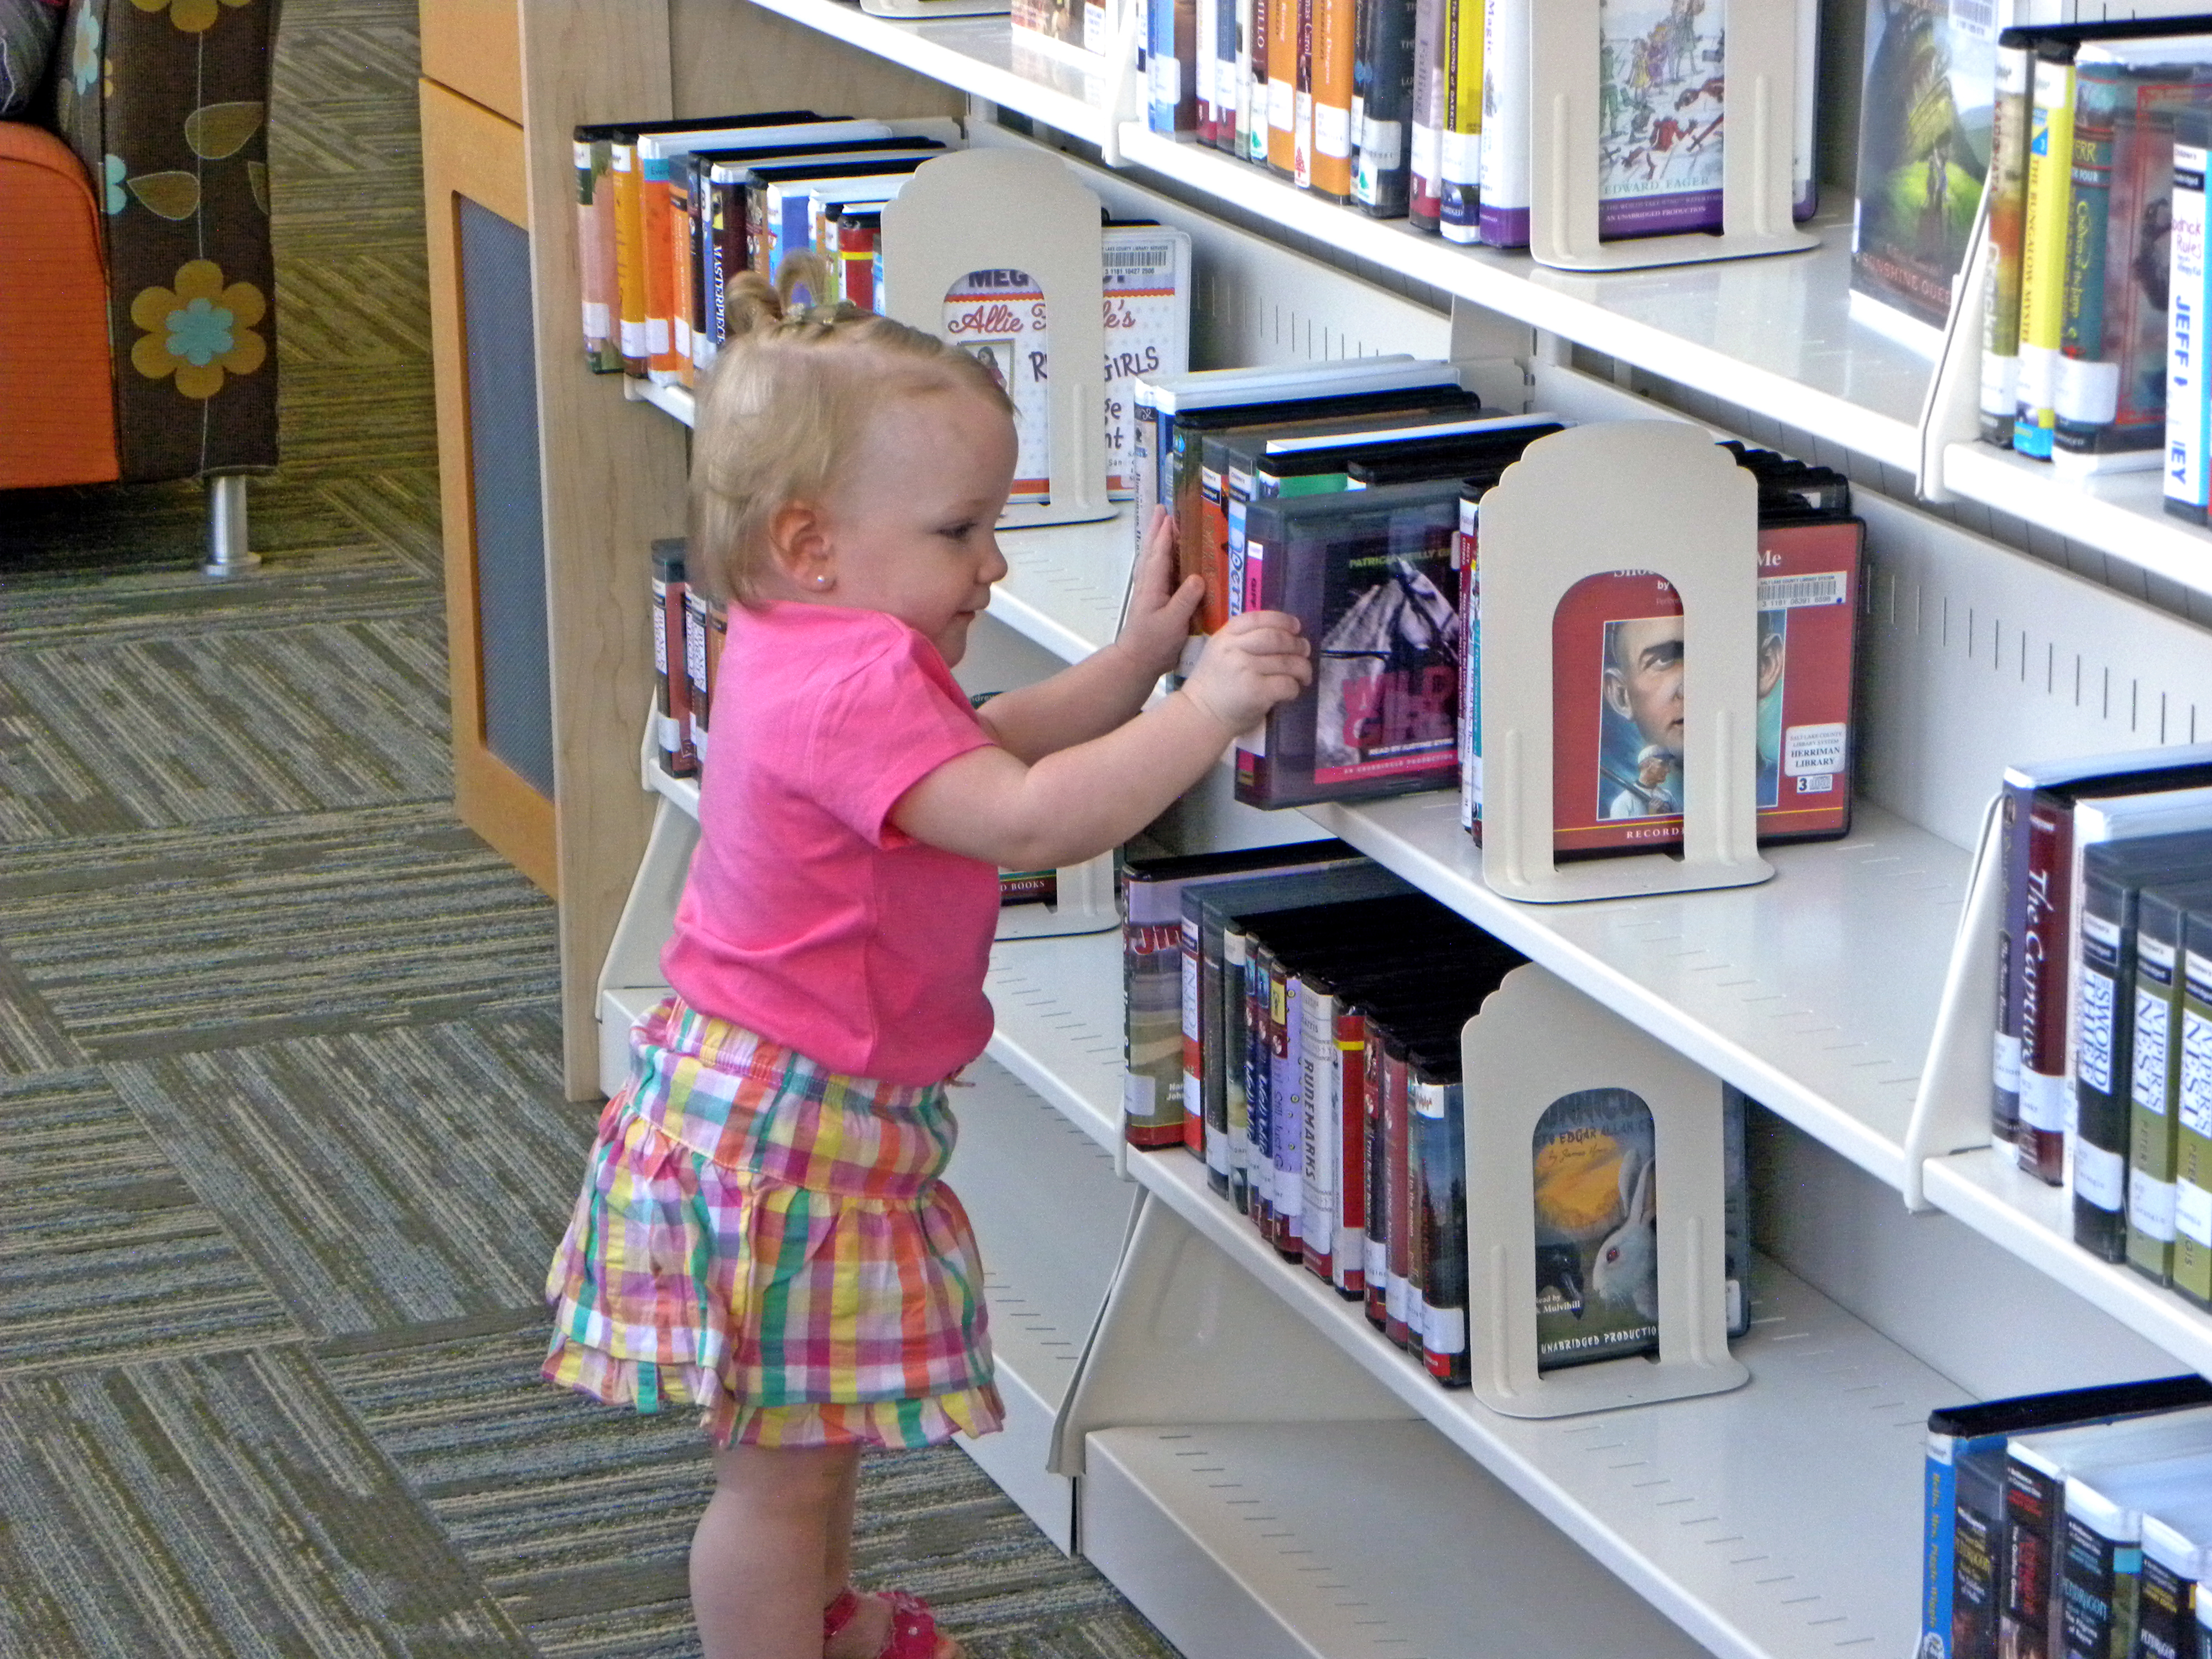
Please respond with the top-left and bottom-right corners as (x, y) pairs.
(0, 1347), (532, 1656)
(106, 1011), (591, 1342)
(0, 563), (441, 653)
(0, 1070), (298, 1376)
(0, 806), (556, 1053)
(0, 611), (451, 839)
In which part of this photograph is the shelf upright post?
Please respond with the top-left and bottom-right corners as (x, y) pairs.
(1474, 421), (1773, 902)
(1525, 0), (1818, 273)
(880, 148), (1118, 526)
(1459, 964), (1750, 1417)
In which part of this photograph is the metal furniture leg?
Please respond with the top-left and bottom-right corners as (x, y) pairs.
(203, 473), (262, 577)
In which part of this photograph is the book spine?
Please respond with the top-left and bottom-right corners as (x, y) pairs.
(1214, 0), (1243, 153)
(613, 138), (649, 377)
(2174, 925), (2212, 1306)
(709, 178), (742, 347)
(1267, 0), (1299, 174)
(1270, 959), (1304, 1257)
(2016, 55), (2078, 460)
(2056, 1506), (2133, 1659)
(1293, 0), (1316, 188)
(1475, 0), (1529, 247)
(2129, 893), (2185, 1285)
(1997, 779), (2030, 1141)
(691, 157), (718, 375)
(1383, 1040), (1413, 1347)
(2000, 1458), (2063, 1659)
(1194, 916), (1230, 1192)
(1333, 1007), (1366, 1295)
(2052, 67), (2119, 460)
(1126, 883), (1190, 1151)
(1147, 0), (1196, 135)
(843, 220), (878, 310)
(670, 158), (698, 388)
(1952, 1444), (2006, 1659)
(576, 138), (622, 373)
(1351, 0), (1413, 216)
(1197, 0), (1220, 143)
(1457, 491), (1481, 834)
(651, 556), (698, 779)
(1241, 0), (1266, 163)
(1202, 460), (1232, 624)
(2072, 886), (2130, 1261)
(2017, 793), (2072, 1183)
(1983, 40), (2035, 447)
(1245, 937), (1275, 1225)
(1406, 0), (1444, 229)
(2138, 1547), (2189, 1659)
(684, 586), (713, 764)
(1436, 0), (1480, 244)
(1301, 980), (1335, 1282)
(1363, 1020), (1390, 1327)
(1415, 1074), (1468, 1385)
(1224, 925), (1256, 1211)
(643, 149), (682, 384)
(1923, 1431), (1960, 1659)
(1311, 0), (1355, 201)
(2169, 138), (2209, 523)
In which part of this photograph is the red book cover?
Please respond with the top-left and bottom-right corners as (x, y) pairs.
(2017, 795), (2072, 1185)
(1381, 1036), (1412, 1349)
(1333, 1005), (1367, 1296)
(1471, 519), (1861, 855)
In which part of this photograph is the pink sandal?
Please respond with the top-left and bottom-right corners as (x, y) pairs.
(823, 1587), (963, 1659)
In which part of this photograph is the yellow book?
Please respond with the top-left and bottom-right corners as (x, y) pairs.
(2013, 49), (2077, 459)
(1437, 0), (1481, 244)
(612, 133), (648, 378)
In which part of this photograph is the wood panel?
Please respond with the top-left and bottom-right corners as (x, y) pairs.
(419, 0), (524, 123)
(419, 80), (559, 898)
(517, 4), (688, 1098)
(669, 0), (968, 120)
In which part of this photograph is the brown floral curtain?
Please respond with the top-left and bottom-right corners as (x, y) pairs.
(54, 0), (279, 484)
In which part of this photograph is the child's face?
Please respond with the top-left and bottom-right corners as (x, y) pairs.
(1603, 615), (1686, 754)
(815, 388), (1017, 665)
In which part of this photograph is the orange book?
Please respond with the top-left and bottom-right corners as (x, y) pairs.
(612, 134), (649, 378)
(1265, 0), (1298, 176)
(1308, 0), (1354, 200)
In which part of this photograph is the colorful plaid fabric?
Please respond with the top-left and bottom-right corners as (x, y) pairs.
(543, 997), (1002, 1449)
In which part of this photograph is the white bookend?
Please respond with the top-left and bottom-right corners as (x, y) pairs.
(1521, 0), (1818, 273)
(1902, 792), (2005, 1211)
(879, 148), (1117, 527)
(1459, 964), (1749, 1418)
(1475, 421), (1772, 903)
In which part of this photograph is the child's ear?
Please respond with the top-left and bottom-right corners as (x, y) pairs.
(766, 500), (835, 592)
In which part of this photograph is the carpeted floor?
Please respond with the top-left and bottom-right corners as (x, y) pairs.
(0, 6), (1176, 1655)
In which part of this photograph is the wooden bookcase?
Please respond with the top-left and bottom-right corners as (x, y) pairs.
(469, 3), (2212, 1655)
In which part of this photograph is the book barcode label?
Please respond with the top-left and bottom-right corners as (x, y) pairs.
(2133, 988), (2171, 1111)
(1948, 0), (1995, 41)
(1122, 1072), (1155, 1124)
(1105, 243), (1174, 270)
(1756, 572), (1848, 609)
(2074, 1139), (2124, 1212)
(2079, 968), (2116, 1094)
(2132, 1170), (2178, 1241)
(2178, 1009), (2212, 1138)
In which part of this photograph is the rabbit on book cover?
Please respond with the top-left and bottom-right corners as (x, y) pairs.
(1532, 1087), (1660, 1370)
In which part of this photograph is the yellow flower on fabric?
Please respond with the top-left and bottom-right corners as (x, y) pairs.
(129, 261), (268, 400)
(130, 0), (251, 33)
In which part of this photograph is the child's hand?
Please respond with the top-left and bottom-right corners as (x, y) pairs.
(1114, 507), (1204, 681)
(1178, 610), (1312, 738)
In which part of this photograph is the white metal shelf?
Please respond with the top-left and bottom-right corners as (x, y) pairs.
(1941, 440), (2212, 592)
(1919, 1148), (2212, 1383)
(1081, 1421), (1717, 1659)
(1117, 1145), (1943, 1659)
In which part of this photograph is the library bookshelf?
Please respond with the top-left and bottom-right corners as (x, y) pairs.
(507, 2), (2212, 1655)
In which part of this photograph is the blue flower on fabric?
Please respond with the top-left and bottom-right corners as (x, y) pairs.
(104, 154), (127, 214)
(70, 8), (100, 93)
(166, 298), (238, 367)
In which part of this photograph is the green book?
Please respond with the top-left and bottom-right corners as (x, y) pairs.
(2176, 905), (2212, 1305)
(2128, 880), (2212, 1284)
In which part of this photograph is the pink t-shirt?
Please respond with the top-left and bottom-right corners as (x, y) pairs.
(662, 602), (1001, 1085)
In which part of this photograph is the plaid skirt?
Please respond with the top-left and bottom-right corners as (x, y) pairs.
(542, 997), (1002, 1449)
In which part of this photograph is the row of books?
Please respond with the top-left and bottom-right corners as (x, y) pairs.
(1013, 0), (1819, 247)
(573, 109), (1193, 499)
(1120, 838), (1750, 1385)
(1991, 748), (2212, 1300)
(1954, 17), (2212, 479)
(1131, 354), (1865, 852)
(1919, 1371), (2212, 1659)
(647, 539), (1057, 905)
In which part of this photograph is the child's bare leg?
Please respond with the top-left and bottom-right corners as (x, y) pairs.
(821, 1453), (898, 1659)
(692, 1442), (861, 1659)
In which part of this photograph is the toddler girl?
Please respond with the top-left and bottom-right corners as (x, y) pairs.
(543, 270), (1311, 1659)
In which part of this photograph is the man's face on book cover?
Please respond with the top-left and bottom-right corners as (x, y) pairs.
(1604, 615), (1685, 756)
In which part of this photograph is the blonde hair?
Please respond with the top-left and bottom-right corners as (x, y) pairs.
(689, 257), (1015, 607)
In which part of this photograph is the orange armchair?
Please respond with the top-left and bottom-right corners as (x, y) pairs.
(0, 0), (278, 572)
